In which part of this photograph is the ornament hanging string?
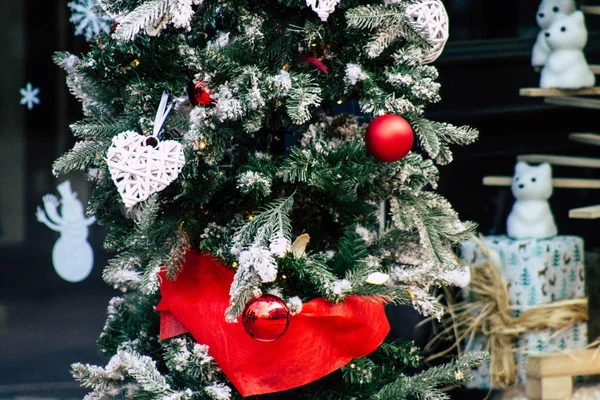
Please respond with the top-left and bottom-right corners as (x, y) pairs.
(153, 91), (173, 139)
(424, 235), (589, 388)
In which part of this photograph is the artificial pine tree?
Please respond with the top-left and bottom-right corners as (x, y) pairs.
(54, 0), (487, 398)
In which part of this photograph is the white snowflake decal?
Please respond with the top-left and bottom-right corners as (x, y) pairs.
(68, 0), (113, 42)
(20, 83), (40, 111)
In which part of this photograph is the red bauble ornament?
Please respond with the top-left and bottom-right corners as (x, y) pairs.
(188, 81), (213, 106)
(242, 294), (290, 342)
(365, 114), (414, 162)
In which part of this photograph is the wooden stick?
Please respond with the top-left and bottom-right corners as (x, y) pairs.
(526, 376), (573, 400)
(569, 205), (600, 219)
(582, 5), (600, 15)
(517, 154), (600, 168)
(569, 132), (600, 146)
(483, 176), (600, 189)
(545, 96), (600, 110)
(526, 349), (600, 379)
(520, 87), (600, 97)
(589, 65), (600, 74)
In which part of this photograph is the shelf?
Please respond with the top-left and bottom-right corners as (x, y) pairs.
(569, 132), (600, 146)
(520, 87), (600, 97)
(544, 96), (600, 109)
(516, 154), (600, 168)
(569, 205), (600, 219)
(582, 5), (600, 15)
(483, 176), (600, 189)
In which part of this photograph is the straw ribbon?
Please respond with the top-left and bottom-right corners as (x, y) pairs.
(439, 236), (588, 388)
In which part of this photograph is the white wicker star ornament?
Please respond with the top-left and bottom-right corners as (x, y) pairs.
(106, 93), (185, 208)
(405, 0), (449, 64)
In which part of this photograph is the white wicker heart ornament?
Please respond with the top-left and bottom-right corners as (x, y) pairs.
(106, 92), (185, 208)
(107, 131), (185, 208)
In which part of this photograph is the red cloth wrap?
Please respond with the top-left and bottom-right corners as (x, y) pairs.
(156, 251), (390, 397)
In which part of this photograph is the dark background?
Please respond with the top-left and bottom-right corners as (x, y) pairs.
(2, 0), (600, 398)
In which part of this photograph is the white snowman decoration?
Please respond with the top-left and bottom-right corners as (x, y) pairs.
(531, 0), (576, 67)
(507, 162), (558, 240)
(36, 180), (96, 282)
(540, 11), (596, 89)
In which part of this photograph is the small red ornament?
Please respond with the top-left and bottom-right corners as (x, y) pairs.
(303, 56), (328, 74)
(188, 81), (213, 106)
(242, 294), (290, 342)
(365, 114), (414, 162)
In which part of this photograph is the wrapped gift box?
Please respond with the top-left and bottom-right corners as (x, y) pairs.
(459, 235), (587, 389)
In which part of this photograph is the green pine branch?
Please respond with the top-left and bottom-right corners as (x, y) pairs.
(233, 194), (295, 248)
(52, 140), (109, 176)
(332, 225), (369, 274)
(286, 73), (322, 124)
(390, 191), (477, 269)
(70, 117), (134, 140)
(375, 352), (489, 400)
(112, 0), (171, 42)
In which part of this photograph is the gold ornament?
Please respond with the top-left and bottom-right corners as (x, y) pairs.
(289, 233), (310, 257)
(365, 272), (390, 285)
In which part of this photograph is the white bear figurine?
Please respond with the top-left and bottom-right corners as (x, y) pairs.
(507, 162), (558, 240)
(531, 0), (576, 67)
(540, 11), (596, 89)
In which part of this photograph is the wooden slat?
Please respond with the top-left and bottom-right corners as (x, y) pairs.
(526, 376), (573, 400)
(569, 205), (600, 219)
(517, 154), (600, 168)
(0, 381), (82, 393)
(483, 176), (600, 189)
(526, 349), (600, 379)
(582, 5), (600, 15)
(520, 87), (600, 97)
(569, 132), (600, 146)
(589, 65), (600, 74)
(545, 96), (600, 110)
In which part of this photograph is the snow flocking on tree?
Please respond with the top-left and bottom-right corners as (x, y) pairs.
(54, 0), (487, 398)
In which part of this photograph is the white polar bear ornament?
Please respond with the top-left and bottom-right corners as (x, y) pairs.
(531, 0), (575, 67)
(36, 180), (96, 282)
(540, 11), (596, 89)
(507, 162), (558, 240)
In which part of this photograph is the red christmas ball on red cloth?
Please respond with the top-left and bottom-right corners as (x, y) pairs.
(188, 81), (213, 106)
(365, 114), (414, 162)
(242, 294), (290, 342)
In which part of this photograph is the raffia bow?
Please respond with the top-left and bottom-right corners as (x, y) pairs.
(427, 235), (588, 388)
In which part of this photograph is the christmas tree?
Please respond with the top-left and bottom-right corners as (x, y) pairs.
(54, 0), (486, 398)
(528, 285), (537, 306)
(520, 267), (531, 287)
(553, 249), (561, 267)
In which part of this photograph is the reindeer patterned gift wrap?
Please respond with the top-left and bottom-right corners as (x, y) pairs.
(459, 235), (587, 389)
